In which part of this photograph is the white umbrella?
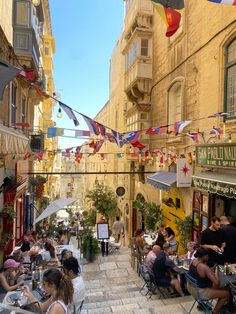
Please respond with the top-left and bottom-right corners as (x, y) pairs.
(34, 197), (78, 224)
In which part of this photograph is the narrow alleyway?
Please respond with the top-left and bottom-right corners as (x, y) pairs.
(80, 247), (201, 314)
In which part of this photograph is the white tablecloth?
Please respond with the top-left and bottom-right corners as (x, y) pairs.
(143, 234), (157, 246)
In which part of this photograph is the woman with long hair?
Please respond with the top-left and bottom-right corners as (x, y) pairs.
(23, 268), (73, 314)
(40, 242), (59, 266)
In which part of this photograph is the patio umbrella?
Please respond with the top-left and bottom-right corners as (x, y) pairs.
(34, 197), (78, 224)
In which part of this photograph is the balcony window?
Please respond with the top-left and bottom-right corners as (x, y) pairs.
(11, 84), (17, 125)
(15, 1), (30, 27)
(125, 41), (138, 70)
(22, 96), (26, 130)
(13, 0), (41, 68)
(225, 39), (236, 118)
(141, 38), (149, 57)
(168, 82), (183, 129)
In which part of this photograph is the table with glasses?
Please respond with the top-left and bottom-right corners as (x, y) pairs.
(143, 233), (157, 246)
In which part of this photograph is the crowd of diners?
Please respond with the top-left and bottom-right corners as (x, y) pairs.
(0, 228), (85, 314)
(135, 216), (236, 314)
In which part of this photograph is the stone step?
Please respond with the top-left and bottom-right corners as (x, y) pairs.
(80, 298), (201, 314)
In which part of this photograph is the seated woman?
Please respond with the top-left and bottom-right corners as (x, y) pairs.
(0, 259), (24, 293)
(40, 242), (59, 266)
(155, 232), (166, 249)
(58, 230), (69, 245)
(61, 249), (73, 264)
(22, 268), (73, 314)
(163, 227), (178, 253)
(135, 229), (149, 261)
(185, 241), (197, 261)
(188, 248), (229, 314)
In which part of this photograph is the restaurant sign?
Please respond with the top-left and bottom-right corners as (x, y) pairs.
(192, 176), (236, 199)
(196, 144), (236, 169)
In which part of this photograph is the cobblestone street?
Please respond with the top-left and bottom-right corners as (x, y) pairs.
(80, 247), (201, 314)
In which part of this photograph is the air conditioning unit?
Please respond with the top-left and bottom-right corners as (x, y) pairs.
(30, 134), (44, 151)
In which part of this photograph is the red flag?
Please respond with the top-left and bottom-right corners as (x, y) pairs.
(18, 70), (35, 81)
(131, 141), (146, 150)
(13, 122), (30, 128)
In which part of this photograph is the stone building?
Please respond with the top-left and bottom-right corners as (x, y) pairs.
(78, 0), (236, 245)
(0, 0), (56, 256)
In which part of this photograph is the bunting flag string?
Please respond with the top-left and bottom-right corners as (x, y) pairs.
(59, 102), (80, 127)
(207, 0), (236, 5)
(15, 68), (230, 149)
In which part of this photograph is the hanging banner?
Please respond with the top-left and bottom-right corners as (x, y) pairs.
(177, 158), (192, 187)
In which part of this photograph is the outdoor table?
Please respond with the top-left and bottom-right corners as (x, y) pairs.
(55, 244), (74, 255)
(0, 302), (35, 313)
(218, 269), (236, 288)
(143, 234), (156, 246)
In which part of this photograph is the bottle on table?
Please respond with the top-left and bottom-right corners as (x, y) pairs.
(32, 271), (37, 290)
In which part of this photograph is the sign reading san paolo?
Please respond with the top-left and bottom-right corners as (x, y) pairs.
(196, 144), (236, 169)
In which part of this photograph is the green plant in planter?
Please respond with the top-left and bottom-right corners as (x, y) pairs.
(175, 215), (193, 250)
(81, 230), (100, 262)
(134, 200), (162, 232)
(1, 204), (16, 221)
(86, 180), (118, 221)
(0, 231), (13, 250)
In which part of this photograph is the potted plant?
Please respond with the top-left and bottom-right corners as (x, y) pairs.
(86, 180), (118, 221)
(134, 200), (162, 232)
(0, 231), (12, 250)
(175, 215), (193, 251)
(0, 204), (16, 221)
(81, 230), (99, 262)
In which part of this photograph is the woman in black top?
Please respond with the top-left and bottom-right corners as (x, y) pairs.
(188, 248), (229, 314)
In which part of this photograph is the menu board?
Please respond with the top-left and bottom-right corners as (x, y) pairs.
(97, 223), (109, 240)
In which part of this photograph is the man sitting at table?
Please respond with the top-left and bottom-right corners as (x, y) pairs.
(143, 245), (161, 276)
(63, 256), (85, 314)
(188, 248), (229, 314)
(152, 243), (184, 297)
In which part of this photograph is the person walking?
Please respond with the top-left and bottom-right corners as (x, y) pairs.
(112, 216), (124, 243)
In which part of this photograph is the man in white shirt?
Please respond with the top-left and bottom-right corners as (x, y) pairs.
(63, 256), (85, 313)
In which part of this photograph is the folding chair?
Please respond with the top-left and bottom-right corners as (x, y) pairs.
(138, 264), (157, 298)
(108, 241), (121, 254)
(73, 300), (84, 313)
(184, 271), (213, 314)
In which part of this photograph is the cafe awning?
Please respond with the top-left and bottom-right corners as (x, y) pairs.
(192, 172), (236, 199)
(0, 124), (29, 154)
(34, 197), (78, 224)
(146, 172), (176, 191)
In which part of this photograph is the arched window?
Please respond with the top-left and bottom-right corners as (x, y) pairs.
(225, 39), (236, 118)
(168, 81), (183, 130)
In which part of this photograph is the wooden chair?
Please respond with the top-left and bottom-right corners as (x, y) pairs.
(130, 237), (137, 269)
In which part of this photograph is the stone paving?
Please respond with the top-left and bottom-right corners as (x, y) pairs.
(80, 246), (201, 314)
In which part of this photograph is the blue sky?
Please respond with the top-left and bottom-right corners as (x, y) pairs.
(49, 0), (124, 149)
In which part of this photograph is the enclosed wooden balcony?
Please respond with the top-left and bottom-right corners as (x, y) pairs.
(124, 0), (153, 38)
(124, 60), (152, 102)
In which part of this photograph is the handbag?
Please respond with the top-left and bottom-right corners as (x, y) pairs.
(21, 301), (42, 314)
